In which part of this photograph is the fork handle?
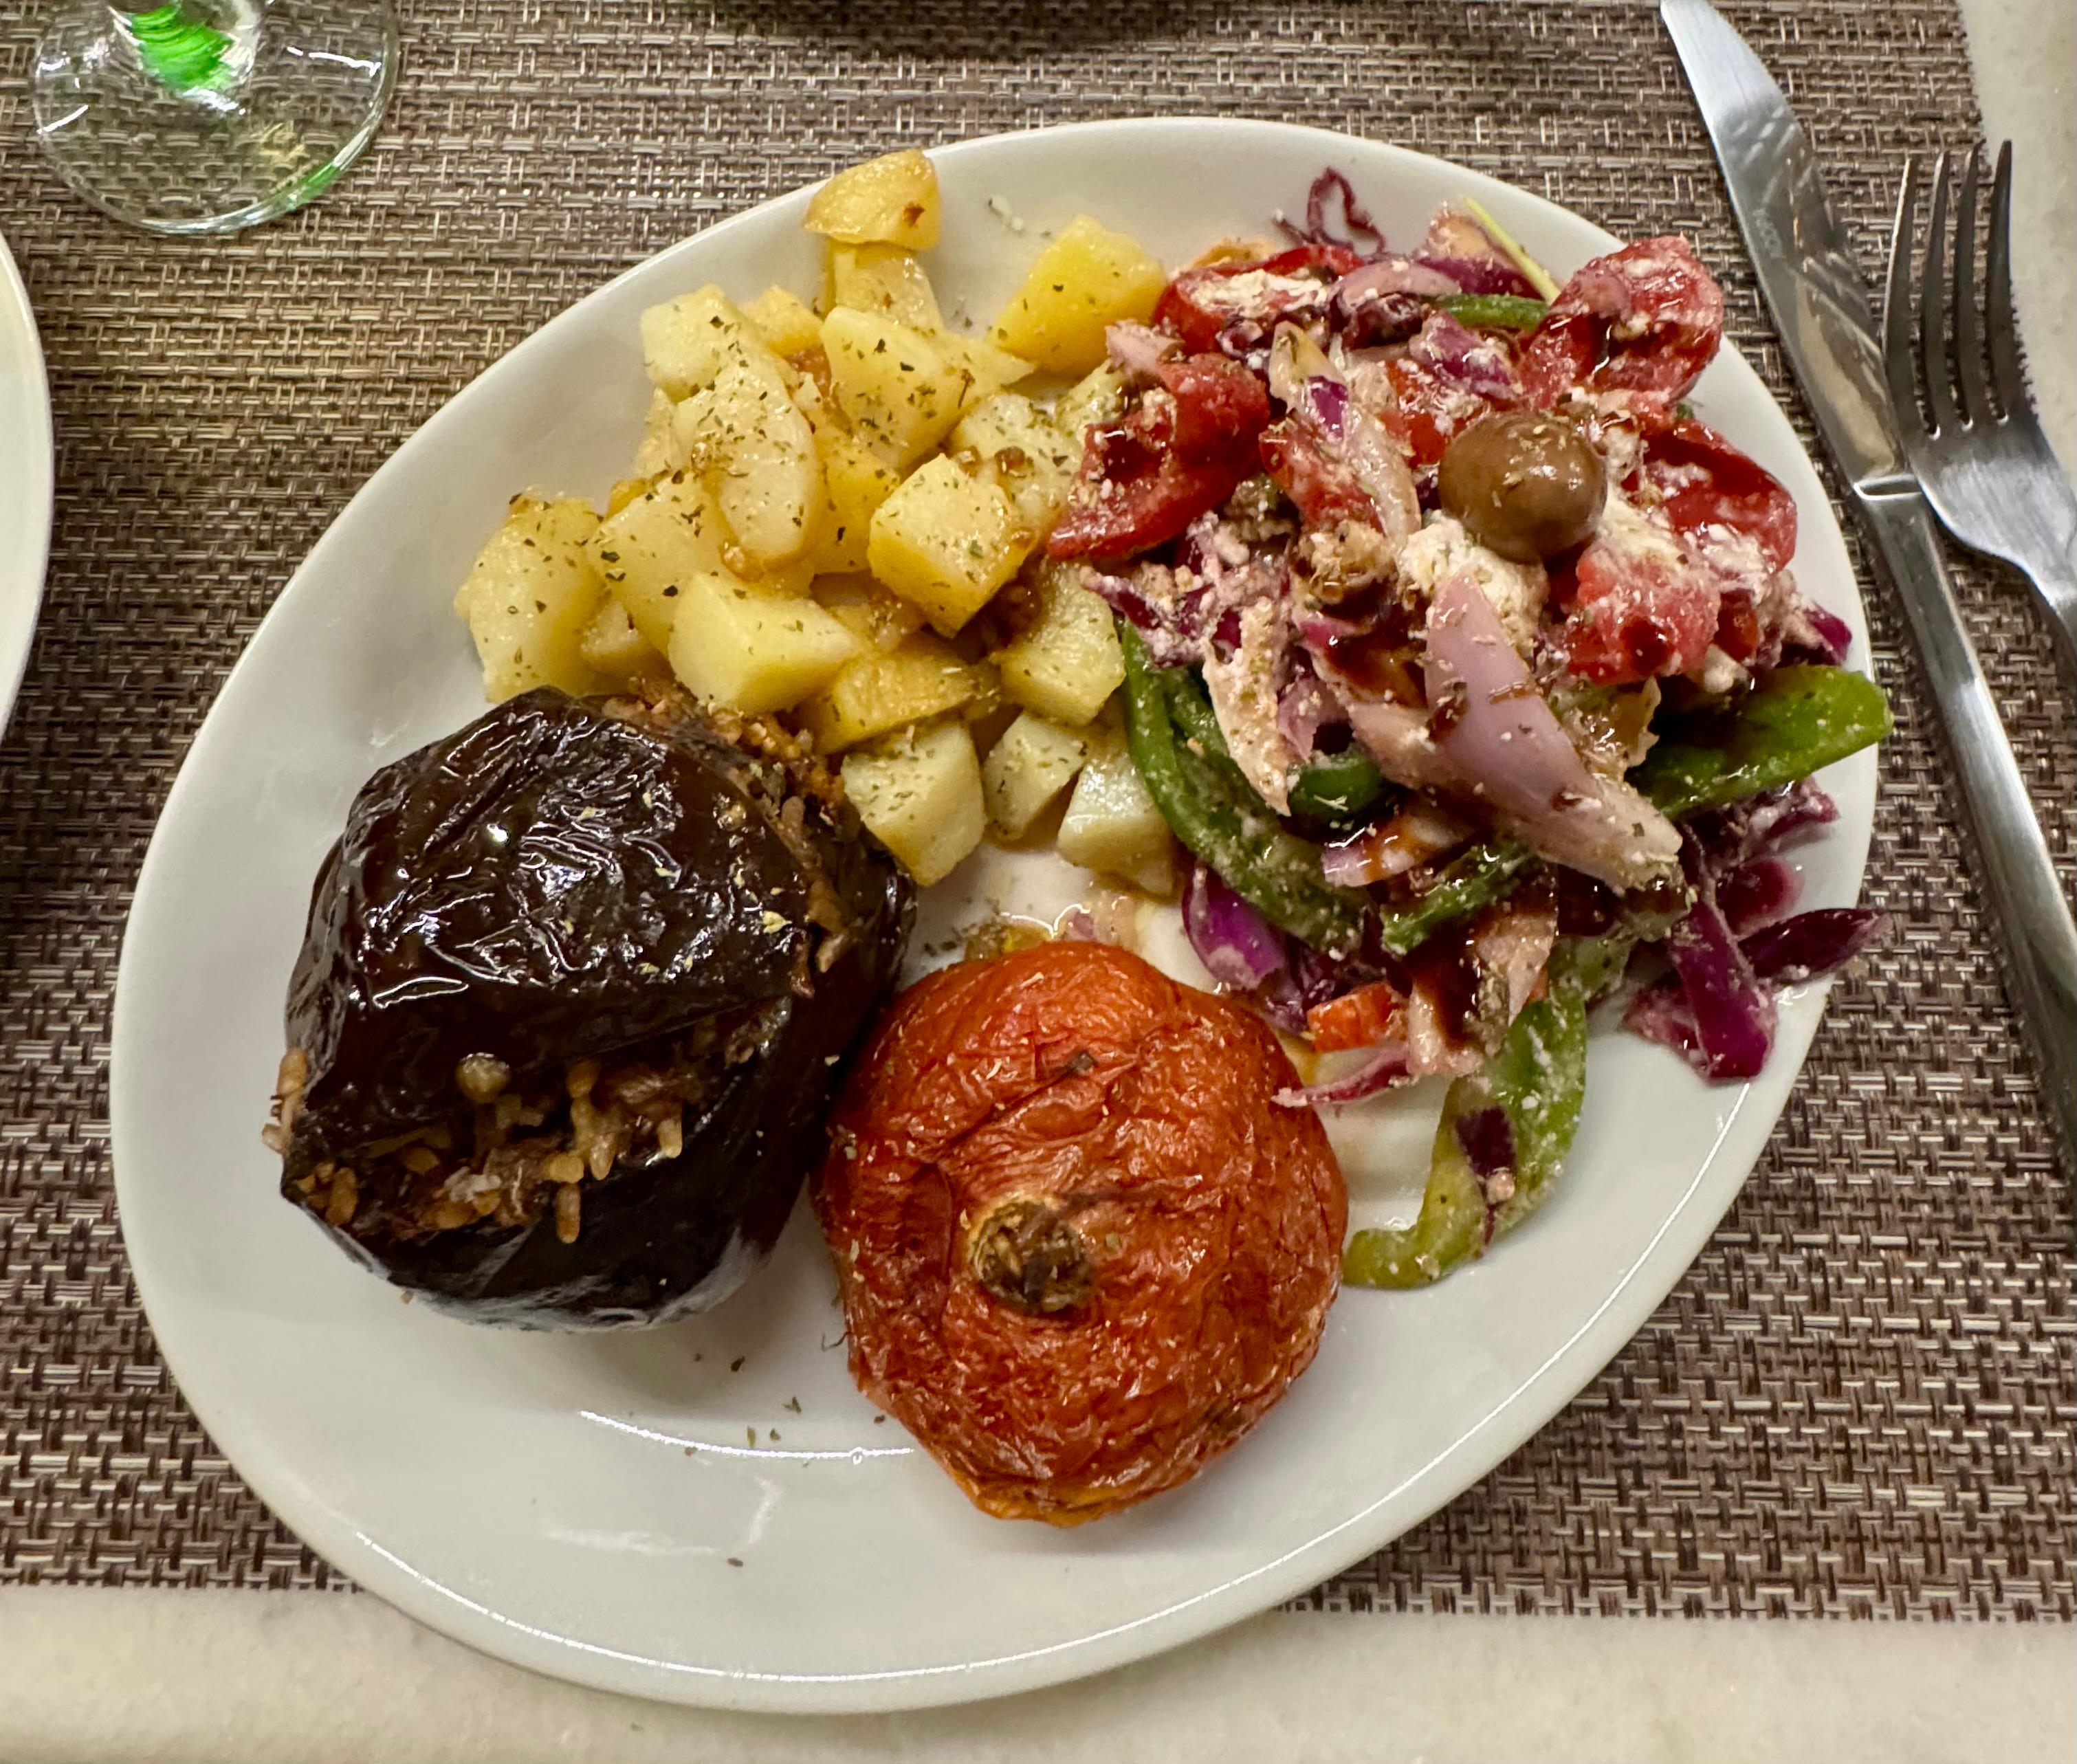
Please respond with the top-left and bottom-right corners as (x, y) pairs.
(1856, 489), (2077, 1162)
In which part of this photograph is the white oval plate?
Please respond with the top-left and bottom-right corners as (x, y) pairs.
(113, 120), (1874, 1714)
(0, 233), (54, 735)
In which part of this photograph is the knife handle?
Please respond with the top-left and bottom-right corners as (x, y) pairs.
(1856, 488), (2077, 1162)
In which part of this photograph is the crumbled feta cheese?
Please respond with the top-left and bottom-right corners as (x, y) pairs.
(1396, 516), (1548, 655)
(1202, 598), (1297, 815)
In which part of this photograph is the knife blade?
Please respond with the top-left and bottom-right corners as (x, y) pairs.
(1662, 0), (2077, 1159)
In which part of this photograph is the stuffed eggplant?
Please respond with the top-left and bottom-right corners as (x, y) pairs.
(267, 687), (912, 1327)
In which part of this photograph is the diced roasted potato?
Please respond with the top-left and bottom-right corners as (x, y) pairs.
(742, 284), (824, 359)
(797, 632), (989, 752)
(821, 307), (972, 466)
(575, 595), (662, 683)
(990, 560), (1125, 725)
(804, 148), (941, 251)
(868, 455), (1031, 635)
(587, 470), (735, 652)
(827, 244), (943, 331)
(453, 496), (607, 701)
(952, 392), (1079, 537)
(639, 286), (757, 401)
(936, 332), (1034, 410)
(811, 426), (903, 573)
(672, 354), (825, 571)
(811, 575), (927, 653)
(985, 217), (1168, 375)
(982, 712), (1090, 838)
(1053, 362), (1126, 447)
(631, 388), (681, 478)
(1056, 734), (1175, 894)
(842, 718), (985, 886)
(666, 571), (861, 714)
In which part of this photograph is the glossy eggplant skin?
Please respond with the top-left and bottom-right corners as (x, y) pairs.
(280, 689), (912, 1327)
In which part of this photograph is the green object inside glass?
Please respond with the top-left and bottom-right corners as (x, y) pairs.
(122, 3), (235, 91)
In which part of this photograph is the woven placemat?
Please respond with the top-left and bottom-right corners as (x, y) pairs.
(0, 0), (2069, 1620)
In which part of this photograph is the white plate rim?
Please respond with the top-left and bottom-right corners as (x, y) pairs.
(110, 117), (1878, 1713)
(0, 232), (55, 737)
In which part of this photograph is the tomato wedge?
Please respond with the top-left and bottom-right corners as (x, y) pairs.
(1559, 533), (1720, 685)
(1259, 418), (1375, 527)
(1519, 236), (1726, 408)
(1151, 243), (1361, 354)
(1306, 980), (1408, 1053)
(1048, 355), (1271, 564)
(1640, 417), (1797, 574)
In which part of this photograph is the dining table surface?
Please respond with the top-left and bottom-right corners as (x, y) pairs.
(0, 0), (2069, 1759)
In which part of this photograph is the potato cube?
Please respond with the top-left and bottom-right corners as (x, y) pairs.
(666, 571), (861, 714)
(672, 355), (825, 570)
(982, 712), (1090, 838)
(576, 596), (662, 683)
(640, 286), (756, 400)
(453, 496), (606, 701)
(985, 217), (1168, 376)
(952, 392), (1079, 538)
(990, 560), (1125, 725)
(821, 307), (972, 466)
(743, 284), (824, 359)
(811, 426), (903, 573)
(1057, 736), (1175, 894)
(867, 456), (1030, 636)
(587, 471), (734, 652)
(1053, 363), (1126, 447)
(827, 244), (943, 331)
(811, 575), (926, 653)
(631, 388), (681, 478)
(936, 332), (1035, 409)
(842, 718), (985, 886)
(798, 632), (989, 752)
(804, 149), (940, 250)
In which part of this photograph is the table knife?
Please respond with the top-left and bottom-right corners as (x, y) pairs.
(1662, 0), (2077, 1160)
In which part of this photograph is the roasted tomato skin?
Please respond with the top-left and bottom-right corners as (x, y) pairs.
(815, 941), (1346, 1525)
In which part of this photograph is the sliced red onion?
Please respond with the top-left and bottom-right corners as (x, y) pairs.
(1455, 1105), (1517, 1178)
(1622, 981), (1704, 1066)
(1275, 650), (1347, 760)
(1300, 375), (1350, 442)
(1321, 801), (1475, 886)
(1275, 167), (1387, 258)
(1273, 1044), (1415, 1109)
(1742, 907), (1887, 984)
(1716, 855), (1802, 937)
(1415, 254), (1538, 297)
(1183, 859), (1288, 991)
(1781, 597), (1854, 665)
(1408, 309), (1524, 404)
(1084, 566), (1200, 668)
(1330, 286), (1431, 348)
(1662, 841), (1777, 1081)
(1106, 320), (1180, 385)
(1686, 779), (1838, 872)
(1420, 573), (1681, 891)
(1331, 254), (1462, 304)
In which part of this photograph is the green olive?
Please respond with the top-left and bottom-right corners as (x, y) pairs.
(1436, 410), (1608, 563)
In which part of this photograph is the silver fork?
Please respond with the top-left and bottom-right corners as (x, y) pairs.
(1883, 144), (2077, 672)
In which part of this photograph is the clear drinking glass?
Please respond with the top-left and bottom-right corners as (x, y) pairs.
(32, 0), (398, 235)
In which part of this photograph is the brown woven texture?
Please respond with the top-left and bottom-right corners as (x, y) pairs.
(0, 0), (2069, 1618)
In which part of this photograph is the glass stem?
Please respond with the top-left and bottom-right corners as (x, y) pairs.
(108, 0), (261, 98)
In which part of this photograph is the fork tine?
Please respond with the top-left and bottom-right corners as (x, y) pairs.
(1919, 151), (1960, 436)
(1882, 155), (1928, 438)
(1950, 147), (1990, 427)
(1985, 142), (2025, 419)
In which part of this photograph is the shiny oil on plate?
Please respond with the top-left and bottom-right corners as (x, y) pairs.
(112, 120), (1876, 1712)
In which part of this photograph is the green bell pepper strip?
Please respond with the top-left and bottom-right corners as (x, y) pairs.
(1160, 662), (1388, 828)
(1342, 936), (1629, 1289)
(1119, 628), (1370, 957)
(1435, 293), (1550, 333)
(1286, 747), (1388, 826)
(1631, 663), (1892, 817)
(1372, 839), (1536, 957)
